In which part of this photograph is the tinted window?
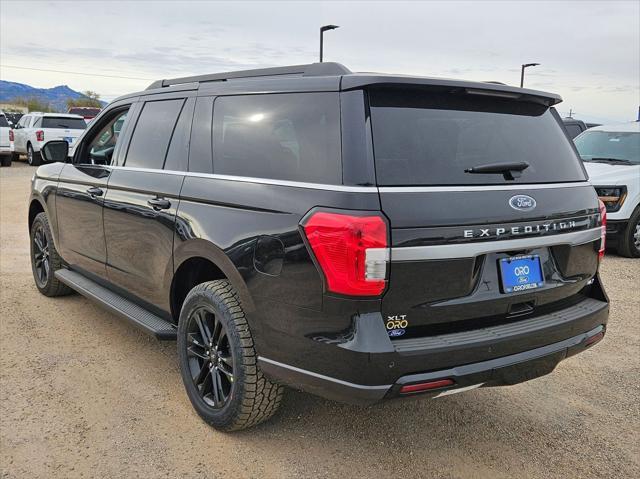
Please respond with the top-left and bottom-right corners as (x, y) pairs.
(18, 116), (29, 127)
(125, 99), (185, 169)
(564, 124), (583, 139)
(369, 88), (586, 185)
(33, 118), (42, 128)
(41, 117), (86, 129)
(0, 115), (8, 128)
(575, 130), (640, 164)
(165, 98), (195, 172)
(212, 93), (341, 184)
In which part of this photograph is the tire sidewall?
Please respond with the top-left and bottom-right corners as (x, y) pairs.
(27, 144), (34, 166)
(177, 286), (248, 428)
(627, 210), (640, 257)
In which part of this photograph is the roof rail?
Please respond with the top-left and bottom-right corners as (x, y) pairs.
(146, 62), (351, 90)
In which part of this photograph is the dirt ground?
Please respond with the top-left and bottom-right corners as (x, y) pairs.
(1, 161), (638, 479)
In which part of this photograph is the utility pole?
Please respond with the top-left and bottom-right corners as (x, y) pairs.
(520, 63), (540, 87)
(320, 25), (339, 62)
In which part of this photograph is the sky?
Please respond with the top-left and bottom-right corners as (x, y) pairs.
(1, 0), (638, 123)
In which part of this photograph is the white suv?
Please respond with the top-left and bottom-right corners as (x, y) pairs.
(0, 111), (12, 167)
(575, 122), (640, 257)
(12, 112), (86, 166)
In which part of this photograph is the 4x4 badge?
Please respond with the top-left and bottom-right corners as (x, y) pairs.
(509, 195), (537, 211)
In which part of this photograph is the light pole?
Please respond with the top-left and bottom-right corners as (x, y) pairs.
(320, 25), (339, 62)
(520, 63), (540, 87)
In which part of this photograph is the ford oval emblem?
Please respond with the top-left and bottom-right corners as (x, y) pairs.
(509, 195), (537, 211)
(388, 329), (406, 337)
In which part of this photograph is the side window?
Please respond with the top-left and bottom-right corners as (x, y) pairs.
(124, 99), (185, 169)
(33, 118), (42, 128)
(164, 97), (195, 172)
(18, 116), (29, 128)
(80, 109), (129, 165)
(212, 92), (341, 184)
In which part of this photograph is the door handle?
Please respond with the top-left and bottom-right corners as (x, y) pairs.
(147, 197), (171, 210)
(86, 186), (103, 197)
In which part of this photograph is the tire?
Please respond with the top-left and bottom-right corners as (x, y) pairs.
(0, 155), (10, 167)
(617, 206), (640, 258)
(30, 212), (73, 296)
(27, 143), (41, 166)
(177, 280), (284, 431)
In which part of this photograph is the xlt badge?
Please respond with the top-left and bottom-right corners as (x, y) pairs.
(386, 315), (408, 337)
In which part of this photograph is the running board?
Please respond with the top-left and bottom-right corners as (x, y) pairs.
(54, 269), (177, 340)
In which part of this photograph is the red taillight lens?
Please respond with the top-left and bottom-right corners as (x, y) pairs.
(598, 199), (607, 260)
(36, 130), (44, 141)
(302, 211), (388, 296)
(8, 130), (14, 141)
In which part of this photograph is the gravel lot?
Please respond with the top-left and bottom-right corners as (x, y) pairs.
(1, 161), (639, 479)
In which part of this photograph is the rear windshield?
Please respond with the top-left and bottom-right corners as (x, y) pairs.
(0, 115), (8, 128)
(574, 130), (640, 164)
(369, 88), (586, 185)
(41, 117), (86, 130)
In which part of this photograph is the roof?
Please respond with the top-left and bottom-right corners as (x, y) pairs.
(587, 122), (640, 133)
(113, 62), (563, 107)
(28, 112), (85, 119)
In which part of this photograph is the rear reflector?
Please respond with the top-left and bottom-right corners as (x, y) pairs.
(400, 379), (455, 394)
(598, 199), (607, 260)
(585, 331), (604, 347)
(302, 211), (388, 296)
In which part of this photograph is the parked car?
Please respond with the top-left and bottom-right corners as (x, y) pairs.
(68, 107), (102, 123)
(562, 117), (588, 139)
(575, 122), (640, 257)
(0, 111), (12, 166)
(29, 62), (609, 431)
(3, 112), (23, 127)
(12, 112), (86, 166)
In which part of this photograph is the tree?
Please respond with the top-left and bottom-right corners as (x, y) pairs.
(9, 97), (55, 112)
(67, 91), (102, 109)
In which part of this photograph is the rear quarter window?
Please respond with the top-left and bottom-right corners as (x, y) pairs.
(369, 88), (586, 185)
(212, 92), (341, 184)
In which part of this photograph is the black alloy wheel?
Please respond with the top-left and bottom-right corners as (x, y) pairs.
(185, 306), (235, 408)
(32, 222), (50, 287)
(177, 280), (283, 431)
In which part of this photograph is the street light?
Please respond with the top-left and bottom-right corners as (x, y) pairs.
(320, 25), (339, 62)
(520, 63), (540, 88)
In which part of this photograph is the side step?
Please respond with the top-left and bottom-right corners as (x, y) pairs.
(55, 269), (177, 340)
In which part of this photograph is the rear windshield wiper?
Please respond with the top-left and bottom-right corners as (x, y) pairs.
(464, 161), (529, 180)
(588, 157), (633, 165)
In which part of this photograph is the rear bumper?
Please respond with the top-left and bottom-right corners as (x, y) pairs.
(258, 276), (609, 405)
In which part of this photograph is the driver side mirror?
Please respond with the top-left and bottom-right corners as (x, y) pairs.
(41, 140), (69, 163)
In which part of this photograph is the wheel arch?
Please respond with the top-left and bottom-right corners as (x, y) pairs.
(169, 238), (255, 322)
(28, 198), (46, 232)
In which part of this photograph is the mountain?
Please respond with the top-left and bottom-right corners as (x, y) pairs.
(0, 80), (106, 112)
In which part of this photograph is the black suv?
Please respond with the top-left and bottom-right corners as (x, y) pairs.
(30, 63), (609, 431)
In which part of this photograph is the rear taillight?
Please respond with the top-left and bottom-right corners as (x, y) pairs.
(302, 211), (389, 296)
(8, 130), (14, 141)
(598, 199), (607, 260)
(36, 130), (44, 141)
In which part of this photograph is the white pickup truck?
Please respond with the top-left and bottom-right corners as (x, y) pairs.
(12, 112), (86, 166)
(575, 122), (640, 257)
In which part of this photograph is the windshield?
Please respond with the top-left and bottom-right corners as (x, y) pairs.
(574, 130), (640, 164)
(41, 117), (87, 130)
(369, 87), (586, 185)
